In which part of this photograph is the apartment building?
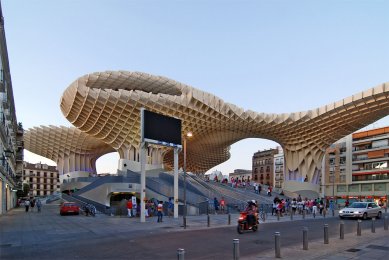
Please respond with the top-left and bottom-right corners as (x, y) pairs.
(274, 147), (284, 189)
(0, 3), (24, 215)
(252, 148), (279, 186)
(322, 136), (352, 201)
(23, 162), (60, 197)
(322, 126), (389, 205)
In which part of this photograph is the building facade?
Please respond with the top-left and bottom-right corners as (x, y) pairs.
(0, 3), (23, 215)
(322, 126), (389, 205)
(273, 147), (284, 189)
(23, 162), (60, 197)
(252, 148), (279, 186)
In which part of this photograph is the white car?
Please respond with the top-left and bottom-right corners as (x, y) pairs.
(339, 202), (382, 220)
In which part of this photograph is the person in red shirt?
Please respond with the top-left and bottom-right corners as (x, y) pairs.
(220, 198), (226, 214)
(127, 200), (133, 218)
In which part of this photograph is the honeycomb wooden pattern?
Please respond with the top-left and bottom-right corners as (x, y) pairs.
(24, 125), (115, 175)
(59, 71), (389, 184)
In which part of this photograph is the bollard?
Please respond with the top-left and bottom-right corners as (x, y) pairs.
(303, 227), (308, 250)
(357, 219), (362, 236)
(277, 211), (280, 221)
(177, 248), (185, 260)
(275, 232), (281, 258)
(340, 221), (344, 240)
(183, 217), (187, 229)
(233, 239), (239, 260)
(332, 209), (335, 217)
(371, 218), (376, 233)
(385, 207), (387, 213)
(324, 224), (329, 244)
(303, 210), (306, 219)
(207, 214), (210, 227)
(290, 210), (293, 220)
(385, 216), (388, 231)
(228, 213), (231, 225)
(323, 209), (326, 218)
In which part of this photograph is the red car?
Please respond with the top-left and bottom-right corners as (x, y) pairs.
(60, 202), (80, 215)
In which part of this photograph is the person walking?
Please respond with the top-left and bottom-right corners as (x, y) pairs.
(213, 197), (219, 214)
(157, 201), (163, 222)
(36, 199), (42, 213)
(25, 199), (30, 212)
(168, 198), (174, 217)
(30, 198), (35, 212)
(127, 199), (133, 218)
(220, 198), (226, 214)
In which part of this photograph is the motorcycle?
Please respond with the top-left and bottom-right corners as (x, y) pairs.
(237, 212), (258, 234)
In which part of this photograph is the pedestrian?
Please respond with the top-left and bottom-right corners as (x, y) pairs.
(213, 197), (219, 214)
(168, 198), (174, 217)
(220, 197), (226, 213)
(157, 201), (163, 222)
(30, 198), (35, 212)
(36, 199), (42, 213)
(127, 199), (133, 217)
(25, 199), (30, 212)
(132, 200), (137, 217)
(291, 198), (297, 214)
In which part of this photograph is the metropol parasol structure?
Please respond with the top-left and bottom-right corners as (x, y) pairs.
(25, 70), (389, 194)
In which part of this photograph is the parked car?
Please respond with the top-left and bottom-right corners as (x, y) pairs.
(60, 202), (80, 216)
(339, 202), (382, 220)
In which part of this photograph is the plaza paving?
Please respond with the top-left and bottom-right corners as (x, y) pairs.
(0, 201), (388, 259)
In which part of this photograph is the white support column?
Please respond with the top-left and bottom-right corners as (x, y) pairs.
(140, 142), (147, 223)
(174, 147), (179, 218)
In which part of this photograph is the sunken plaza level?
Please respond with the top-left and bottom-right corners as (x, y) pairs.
(25, 70), (389, 195)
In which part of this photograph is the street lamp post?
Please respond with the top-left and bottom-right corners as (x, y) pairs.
(183, 131), (192, 229)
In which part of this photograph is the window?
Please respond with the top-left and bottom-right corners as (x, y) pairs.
(372, 139), (388, 148)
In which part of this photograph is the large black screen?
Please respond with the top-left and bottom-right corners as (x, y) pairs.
(143, 110), (182, 145)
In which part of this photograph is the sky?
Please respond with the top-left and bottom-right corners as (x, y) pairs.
(3, 0), (389, 175)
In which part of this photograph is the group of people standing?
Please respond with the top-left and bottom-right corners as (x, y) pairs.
(272, 195), (328, 217)
(126, 197), (174, 222)
(23, 198), (42, 213)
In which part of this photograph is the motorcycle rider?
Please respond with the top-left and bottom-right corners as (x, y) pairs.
(245, 200), (257, 228)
